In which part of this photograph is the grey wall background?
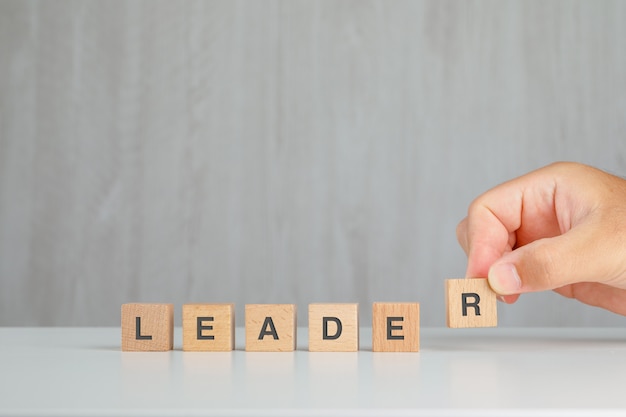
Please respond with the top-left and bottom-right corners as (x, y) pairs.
(1, 0), (626, 327)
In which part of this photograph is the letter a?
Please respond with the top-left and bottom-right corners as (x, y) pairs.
(258, 317), (279, 340)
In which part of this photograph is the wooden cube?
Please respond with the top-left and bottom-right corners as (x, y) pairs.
(245, 304), (297, 352)
(121, 303), (174, 351)
(182, 303), (235, 351)
(446, 278), (497, 328)
(372, 302), (420, 352)
(308, 303), (359, 352)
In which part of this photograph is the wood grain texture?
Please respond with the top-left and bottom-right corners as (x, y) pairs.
(308, 303), (359, 352)
(245, 304), (296, 352)
(182, 303), (235, 351)
(121, 303), (173, 351)
(446, 279), (497, 328)
(1, 1), (626, 327)
(372, 302), (420, 352)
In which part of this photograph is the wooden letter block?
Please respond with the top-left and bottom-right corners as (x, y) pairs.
(372, 302), (420, 352)
(182, 303), (235, 351)
(446, 278), (497, 328)
(308, 303), (359, 352)
(245, 304), (297, 352)
(121, 303), (174, 351)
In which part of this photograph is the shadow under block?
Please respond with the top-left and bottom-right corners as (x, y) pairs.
(182, 303), (235, 351)
(372, 302), (420, 352)
(446, 278), (498, 328)
(308, 303), (359, 352)
(121, 303), (174, 351)
(245, 304), (297, 352)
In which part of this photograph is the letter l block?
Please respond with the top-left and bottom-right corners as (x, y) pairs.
(121, 303), (174, 351)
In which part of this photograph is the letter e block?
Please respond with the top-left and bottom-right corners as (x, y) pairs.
(446, 278), (497, 328)
(121, 303), (174, 351)
(245, 304), (297, 352)
(182, 303), (235, 351)
(308, 303), (359, 352)
(372, 302), (419, 352)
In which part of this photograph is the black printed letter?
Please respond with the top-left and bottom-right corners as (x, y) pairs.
(258, 317), (279, 340)
(197, 317), (215, 340)
(323, 317), (342, 340)
(135, 317), (152, 340)
(462, 293), (481, 316)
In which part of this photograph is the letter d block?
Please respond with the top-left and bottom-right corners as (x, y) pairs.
(372, 303), (420, 352)
(245, 304), (297, 352)
(446, 278), (497, 328)
(121, 303), (174, 351)
(308, 303), (359, 352)
(182, 303), (235, 351)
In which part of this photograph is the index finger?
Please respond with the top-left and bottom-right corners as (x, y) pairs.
(462, 163), (569, 276)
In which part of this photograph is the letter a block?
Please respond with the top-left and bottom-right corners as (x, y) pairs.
(308, 303), (359, 352)
(446, 278), (497, 328)
(182, 303), (235, 351)
(121, 303), (174, 351)
(372, 302), (420, 352)
(245, 304), (297, 352)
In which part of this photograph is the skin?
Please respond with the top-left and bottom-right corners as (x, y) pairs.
(456, 161), (626, 316)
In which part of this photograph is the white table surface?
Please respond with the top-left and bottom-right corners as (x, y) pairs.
(1, 327), (625, 417)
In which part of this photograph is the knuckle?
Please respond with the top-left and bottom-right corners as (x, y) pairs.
(547, 161), (583, 172)
(467, 197), (485, 218)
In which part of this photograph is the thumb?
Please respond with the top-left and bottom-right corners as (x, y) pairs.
(487, 224), (606, 295)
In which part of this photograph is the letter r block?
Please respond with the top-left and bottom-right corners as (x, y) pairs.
(446, 278), (498, 328)
(308, 303), (359, 352)
(121, 303), (174, 351)
(182, 303), (235, 351)
(245, 304), (297, 352)
(372, 302), (420, 352)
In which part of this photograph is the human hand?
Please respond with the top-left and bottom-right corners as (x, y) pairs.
(456, 162), (626, 315)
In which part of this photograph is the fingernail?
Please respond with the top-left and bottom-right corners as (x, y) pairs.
(488, 263), (522, 295)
